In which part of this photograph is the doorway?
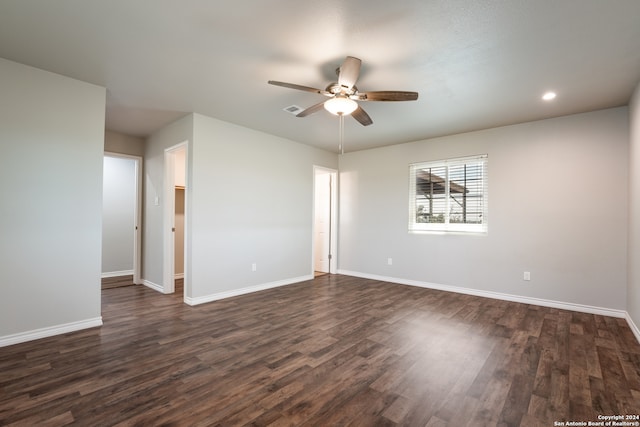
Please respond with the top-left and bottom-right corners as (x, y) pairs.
(163, 142), (188, 297)
(101, 153), (142, 286)
(313, 166), (338, 276)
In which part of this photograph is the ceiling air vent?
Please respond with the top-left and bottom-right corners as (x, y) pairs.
(283, 105), (303, 115)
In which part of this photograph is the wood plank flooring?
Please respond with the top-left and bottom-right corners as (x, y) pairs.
(1, 275), (639, 426)
(101, 275), (135, 290)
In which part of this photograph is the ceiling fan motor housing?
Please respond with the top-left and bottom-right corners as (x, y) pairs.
(326, 82), (357, 96)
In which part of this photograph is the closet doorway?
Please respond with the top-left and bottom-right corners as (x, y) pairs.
(163, 142), (188, 297)
(313, 166), (338, 276)
(101, 153), (142, 287)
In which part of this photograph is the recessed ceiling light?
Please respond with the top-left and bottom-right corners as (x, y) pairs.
(542, 91), (557, 101)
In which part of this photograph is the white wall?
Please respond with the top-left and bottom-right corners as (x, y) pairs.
(143, 114), (193, 288)
(102, 156), (136, 276)
(339, 107), (629, 312)
(189, 114), (337, 302)
(628, 82), (640, 332)
(0, 58), (105, 344)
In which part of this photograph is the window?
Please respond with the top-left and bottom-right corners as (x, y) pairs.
(409, 155), (488, 233)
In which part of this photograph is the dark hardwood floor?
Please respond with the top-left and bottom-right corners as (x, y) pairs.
(101, 275), (135, 290)
(1, 275), (639, 426)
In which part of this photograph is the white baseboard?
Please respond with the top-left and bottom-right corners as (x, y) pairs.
(101, 270), (134, 278)
(337, 270), (627, 319)
(0, 317), (103, 348)
(185, 274), (313, 306)
(142, 279), (165, 293)
(626, 312), (640, 344)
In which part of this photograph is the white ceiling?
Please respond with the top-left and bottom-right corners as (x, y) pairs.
(1, 0), (639, 153)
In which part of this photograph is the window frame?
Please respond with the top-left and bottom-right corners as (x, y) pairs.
(408, 154), (488, 234)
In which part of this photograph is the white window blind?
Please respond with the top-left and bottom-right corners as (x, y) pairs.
(409, 155), (488, 233)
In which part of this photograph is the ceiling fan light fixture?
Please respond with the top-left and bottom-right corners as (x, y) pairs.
(324, 96), (358, 116)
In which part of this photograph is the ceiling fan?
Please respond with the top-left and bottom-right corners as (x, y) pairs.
(268, 56), (418, 126)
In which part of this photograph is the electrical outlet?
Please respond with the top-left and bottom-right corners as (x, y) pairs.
(523, 271), (531, 281)
(387, 258), (393, 266)
(252, 263), (257, 272)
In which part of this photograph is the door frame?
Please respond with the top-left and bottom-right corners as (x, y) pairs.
(103, 152), (143, 284)
(163, 141), (188, 295)
(312, 166), (338, 275)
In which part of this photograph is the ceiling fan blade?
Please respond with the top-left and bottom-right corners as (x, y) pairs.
(296, 101), (326, 117)
(268, 80), (328, 95)
(357, 91), (419, 101)
(338, 56), (362, 90)
(351, 105), (373, 126)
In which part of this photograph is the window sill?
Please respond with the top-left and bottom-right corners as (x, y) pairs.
(408, 229), (488, 236)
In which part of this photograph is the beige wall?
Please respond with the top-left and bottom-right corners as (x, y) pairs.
(339, 107), (629, 312)
(105, 130), (144, 157)
(188, 114), (338, 301)
(143, 113), (338, 301)
(143, 114), (193, 288)
(0, 58), (105, 344)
